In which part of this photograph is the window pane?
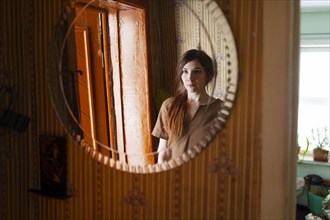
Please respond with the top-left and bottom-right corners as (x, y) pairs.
(298, 50), (329, 149)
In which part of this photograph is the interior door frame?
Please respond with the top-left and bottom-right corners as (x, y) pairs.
(261, 0), (300, 218)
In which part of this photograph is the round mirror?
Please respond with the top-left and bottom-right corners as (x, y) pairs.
(46, 0), (238, 173)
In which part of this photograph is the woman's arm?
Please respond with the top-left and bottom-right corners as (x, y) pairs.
(157, 138), (171, 164)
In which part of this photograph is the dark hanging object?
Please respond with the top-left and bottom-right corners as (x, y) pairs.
(0, 86), (30, 132)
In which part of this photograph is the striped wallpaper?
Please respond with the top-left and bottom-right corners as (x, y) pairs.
(0, 0), (262, 219)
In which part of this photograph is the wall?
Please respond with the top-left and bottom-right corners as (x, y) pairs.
(0, 0), (297, 219)
(298, 161), (330, 179)
(301, 11), (330, 35)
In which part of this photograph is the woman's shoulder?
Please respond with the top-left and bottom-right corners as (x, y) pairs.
(201, 96), (223, 105)
(213, 98), (224, 107)
(205, 98), (224, 111)
(159, 97), (175, 111)
(162, 97), (175, 106)
(214, 98), (224, 105)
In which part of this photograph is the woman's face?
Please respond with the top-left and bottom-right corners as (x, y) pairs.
(181, 59), (208, 94)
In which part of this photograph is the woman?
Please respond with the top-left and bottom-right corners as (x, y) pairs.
(152, 49), (223, 163)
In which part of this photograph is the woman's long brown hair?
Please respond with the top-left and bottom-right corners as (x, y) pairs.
(164, 49), (215, 142)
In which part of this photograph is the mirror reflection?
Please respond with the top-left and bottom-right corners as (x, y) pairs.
(46, 0), (238, 173)
(154, 49), (223, 164)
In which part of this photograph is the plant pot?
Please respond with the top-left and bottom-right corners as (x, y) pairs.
(313, 148), (329, 162)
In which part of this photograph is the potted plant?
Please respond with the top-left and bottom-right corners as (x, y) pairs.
(310, 127), (329, 162)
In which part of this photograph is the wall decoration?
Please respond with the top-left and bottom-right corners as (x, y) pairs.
(29, 135), (71, 200)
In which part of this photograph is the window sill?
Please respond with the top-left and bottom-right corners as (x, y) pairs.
(298, 156), (330, 166)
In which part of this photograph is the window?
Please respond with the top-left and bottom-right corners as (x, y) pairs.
(298, 41), (329, 153)
(298, 3), (330, 155)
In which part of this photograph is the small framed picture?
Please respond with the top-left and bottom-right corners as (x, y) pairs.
(39, 135), (68, 197)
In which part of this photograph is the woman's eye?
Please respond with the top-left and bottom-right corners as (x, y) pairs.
(182, 70), (188, 74)
(193, 70), (201, 74)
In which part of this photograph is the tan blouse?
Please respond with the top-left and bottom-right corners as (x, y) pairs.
(152, 97), (223, 160)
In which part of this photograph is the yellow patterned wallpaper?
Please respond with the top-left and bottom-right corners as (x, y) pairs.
(0, 0), (262, 219)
